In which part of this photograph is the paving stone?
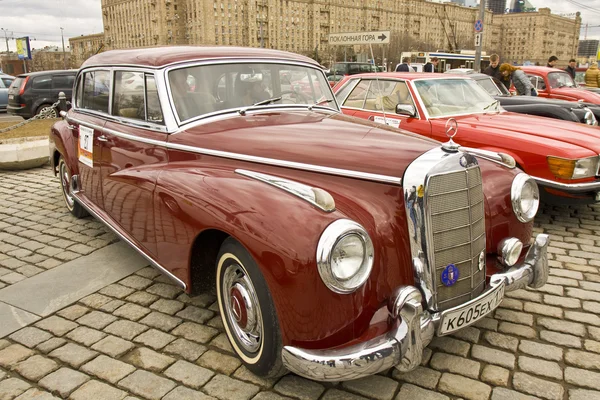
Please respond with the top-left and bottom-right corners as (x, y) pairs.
(48, 343), (98, 368)
(34, 316), (78, 336)
(38, 367), (90, 397)
(581, 281), (600, 293)
(52, 250), (80, 262)
(490, 387), (540, 400)
(481, 365), (509, 386)
(438, 372), (491, 400)
(591, 327), (600, 341)
(66, 326), (107, 346)
(498, 322), (537, 338)
(113, 303), (152, 321)
(0, 272), (26, 284)
(0, 340), (8, 351)
(36, 259), (63, 270)
(139, 311), (182, 332)
(252, 393), (295, 400)
(77, 311), (118, 330)
(568, 389), (600, 400)
(12, 354), (59, 382)
(232, 366), (279, 389)
(393, 366), (441, 390)
(162, 386), (218, 400)
(164, 360), (215, 389)
(91, 335), (135, 358)
(565, 350), (600, 371)
(196, 349), (240, 375)
(498, 298), (523, 311)
(118, 370), (177, 400)
(9, 327), (53, 348)
(68, 244), (96, 255)
(149, 299), (185, 315)
(16, 265), (45, 277)
(273, 375), (326, 400)
(146, 283), (182, 299)
(472, 317), (498, 331)
(99, 283), (136, 299)
(566, 288), (600, 302)
(0, 377), (31, 399)
(513, 372), (564, 400)
(518, 356), (563, 380)
(484, 331), (519, 352)
(135, 267), (161, 279)
(70, 380), (128, 400)
(519, 340), (563, 361)
(99, 299), (127, 313)
(540, 330), (582, 348)
(471, 344), (515, 369)
(163, 338), (207, 362)
(584, 301), (600, 314)
(0, 344), (35, 368)
(81, 355), (136, 384)
(172, 322), (219, 344)
(118, 275), (154, 290)
(430, 352), (480, 379)
(79, 293), (114, 309)
(585, 340), (600, 354)
(428, 337), (470, 357)
(14, 388), (60, 400)
(175, 306), (214, 324)
(494, 309), (534, 326)
(566, 310), (600, 327)
(395, 384), (449, 400)
(125, 291), (160, 307)
(122, 347), (176, 372)
(210, 333), (234, 354)
(104, 320), (149, 340)
(523, 302), (563, 318)
(133, 329), (176, 350)
(36, 338), (67, 354)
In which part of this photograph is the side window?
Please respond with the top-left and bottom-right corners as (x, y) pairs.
(113, 71), (145, 120)
(364, 80), (412, 112)
(32, 76), (52, 90)
(528, 75), (546, 90)
(348, 64), (360, 75)
(1, 78), (13, 87)
(342, 80), (370, 108)
(81, 70), (110, 113)
(52, 75), (75, 89)
(145, 75), (164, 124)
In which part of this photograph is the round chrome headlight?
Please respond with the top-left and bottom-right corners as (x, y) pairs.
(317, 219), (374, 294)
(584, 108), (598, 126)
(511, 173), (540, 223)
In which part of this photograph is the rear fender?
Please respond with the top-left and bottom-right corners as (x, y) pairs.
(502, 104), (579, 123)
(49, 119), (78, 176)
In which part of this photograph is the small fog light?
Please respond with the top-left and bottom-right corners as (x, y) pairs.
(497, 238), (523, 267)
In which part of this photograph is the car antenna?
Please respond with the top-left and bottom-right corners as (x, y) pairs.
(369, 43), (388, 126)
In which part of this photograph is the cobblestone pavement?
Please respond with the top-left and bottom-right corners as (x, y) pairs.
(1, 167), (600, 400)
(0, 167), (117, 290)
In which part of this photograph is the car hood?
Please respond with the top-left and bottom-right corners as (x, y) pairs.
(173, 110), (440, 180)
(554, 87), (600, 103)
(496, 95), (589, 109)
(455, 112), (600, 153)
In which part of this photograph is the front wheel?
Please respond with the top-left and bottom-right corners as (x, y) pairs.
(58, 156), (87, 218)
(216, 238), (285, 378)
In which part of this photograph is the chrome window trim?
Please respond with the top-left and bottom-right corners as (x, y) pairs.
(162, 59), (340, 127)
(66, 116), (402, 185)
(235, 169), (336, 212)
(334, 78), (360, 105)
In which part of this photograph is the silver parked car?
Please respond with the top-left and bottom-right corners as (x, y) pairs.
(0, 73), (15, 112)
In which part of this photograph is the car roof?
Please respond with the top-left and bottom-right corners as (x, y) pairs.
(341, 72), (471, 80)
(16, 69), (77, 78)
(82, 46), (320, 69)
(519, 66), (565, 73)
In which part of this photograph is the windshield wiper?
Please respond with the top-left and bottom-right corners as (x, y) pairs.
(238, 97), (283, 115)
(483, 100), (499, 111)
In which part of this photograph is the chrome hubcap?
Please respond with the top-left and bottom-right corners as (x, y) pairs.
(59, 162), (75, 208)
(40, 107), (57, 118)
(222, 262), (262, 354)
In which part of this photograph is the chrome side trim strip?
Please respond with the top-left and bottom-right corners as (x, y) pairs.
(458, 147), (516, 169)
(67, 116), (402, 185)
(532, 176), (600, 192)
(72, 193), (187, 290)
(235, 169), (336, 212)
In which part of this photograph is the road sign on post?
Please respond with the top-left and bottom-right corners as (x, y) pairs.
(328, 31), (391, 45)
(474, 33), (482, 47)
(474, 20), (483, 33)
(474, 1), (486, 72)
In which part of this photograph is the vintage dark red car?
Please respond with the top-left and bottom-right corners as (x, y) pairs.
(334, 72), (600, 205)
(50, 47), (549, 382)
(521, 66), (600, 104)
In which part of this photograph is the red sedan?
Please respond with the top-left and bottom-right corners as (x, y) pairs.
(334, 72), (600, 204)
(521, 66), (600, 104)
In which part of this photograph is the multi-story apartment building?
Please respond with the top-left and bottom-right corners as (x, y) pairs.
(487, 0), (506, 14)
(30, 46), (71, 71)
(69, 33), (106, 68)
(94, 0), (580, 68)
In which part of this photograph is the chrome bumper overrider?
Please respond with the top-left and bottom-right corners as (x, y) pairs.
(281, 234), (549, 382)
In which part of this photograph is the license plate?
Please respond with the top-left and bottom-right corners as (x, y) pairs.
(438, 282), (505, 335)
(8, 94), (13, 100)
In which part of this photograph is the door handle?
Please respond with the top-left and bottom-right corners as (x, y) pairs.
(98, 135), (108, 142)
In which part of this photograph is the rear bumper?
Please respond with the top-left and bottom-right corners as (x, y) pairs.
(281, 234), (549, 382)
(7, 104), (30, 118)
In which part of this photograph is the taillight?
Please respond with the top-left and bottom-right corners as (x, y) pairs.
(18, 76), (29, 96)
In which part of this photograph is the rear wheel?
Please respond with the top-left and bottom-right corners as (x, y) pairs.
(58, 156), (87, 218)
(36, 104), (57, 118)
(216, 238), (286, 378)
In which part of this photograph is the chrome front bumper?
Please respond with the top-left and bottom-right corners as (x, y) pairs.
(533, 176), (600, 193)
(281, 234), (549, 382)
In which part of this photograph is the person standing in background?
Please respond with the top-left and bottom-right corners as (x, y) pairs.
(483, 54), (509, 89)
(395, 57), (411, 72)
(424, 57), (439, 73)
(565, 59), (576, 79)
(585, 63), (600, 88)
(547, 55), (558, 68)
(500, 63), (537, 96)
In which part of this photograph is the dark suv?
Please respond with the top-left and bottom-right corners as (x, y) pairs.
(7, 70), (76, 119)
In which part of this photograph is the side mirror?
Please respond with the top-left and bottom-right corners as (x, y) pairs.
(396, 104), (416, 117)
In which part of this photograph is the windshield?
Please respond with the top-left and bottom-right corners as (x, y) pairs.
(331, 63), (377, 75)
(475, 77), (502, 96)
(168, 63), (337, 123)
(414, 78), (500, 118)
(548, 72), (576, 89)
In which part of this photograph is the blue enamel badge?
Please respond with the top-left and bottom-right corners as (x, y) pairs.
(441, 264), (459, 286)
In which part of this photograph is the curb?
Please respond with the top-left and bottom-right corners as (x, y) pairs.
(0, 137), (50, 170)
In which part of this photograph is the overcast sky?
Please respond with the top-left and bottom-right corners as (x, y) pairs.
(0, 0), (598, 53)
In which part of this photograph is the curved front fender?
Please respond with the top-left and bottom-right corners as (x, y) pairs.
(50, 120), (78, 176)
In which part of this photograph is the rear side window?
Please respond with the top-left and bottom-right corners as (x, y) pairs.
(112, 71), (163, 124)
(1, 78), (13, 87)
(52, 75), (75, 89)
(32, 76), (52, 90)
(81, 70), (110, 113)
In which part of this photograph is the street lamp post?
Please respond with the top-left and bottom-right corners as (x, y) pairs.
(60, 27), (67, 69)
(0, 28), (12, 73)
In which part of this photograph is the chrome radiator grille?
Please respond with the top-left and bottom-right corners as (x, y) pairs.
(427, 167), (486, 311)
